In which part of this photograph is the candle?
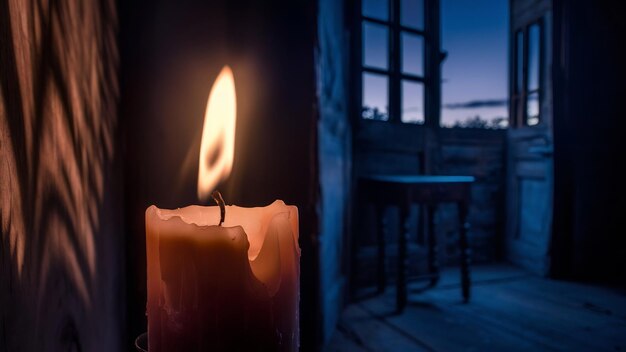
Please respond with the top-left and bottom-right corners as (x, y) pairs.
(145, 200), (300, 351)
(144, 66), (300, 351)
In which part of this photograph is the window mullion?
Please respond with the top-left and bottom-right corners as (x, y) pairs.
(538, 20), (544, 126)
(521, 26), (529, 127)
(361, 16), (390, 26)
(355, 0), (364, 126)
(424, 0), (435, 127)
(389, 0), (402, 123)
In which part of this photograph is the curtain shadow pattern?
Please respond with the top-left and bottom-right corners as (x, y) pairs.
(0, 0), (121, 350)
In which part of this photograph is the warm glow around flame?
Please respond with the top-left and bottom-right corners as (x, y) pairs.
(197, 66), (236, 201)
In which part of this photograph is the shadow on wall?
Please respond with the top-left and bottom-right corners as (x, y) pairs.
(0, 0), (123, 350)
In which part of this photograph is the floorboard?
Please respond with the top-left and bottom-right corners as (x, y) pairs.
(325, 264), (626, 352)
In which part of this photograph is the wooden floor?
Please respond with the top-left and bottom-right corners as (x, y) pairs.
(326, 264), (626, 351)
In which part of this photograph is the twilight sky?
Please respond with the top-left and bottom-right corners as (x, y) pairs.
(440, 0), (509, 127)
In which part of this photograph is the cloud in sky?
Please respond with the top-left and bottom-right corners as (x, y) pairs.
(443, 98), (508, 110)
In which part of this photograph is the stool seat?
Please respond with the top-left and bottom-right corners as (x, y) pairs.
(364, 175), (475, 183)
(359, 174), (474, 311)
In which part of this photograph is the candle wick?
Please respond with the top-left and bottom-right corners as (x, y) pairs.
(211, 190), (226, 226)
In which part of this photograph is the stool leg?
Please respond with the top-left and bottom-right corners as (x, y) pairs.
(397, 204), (409, 312)
(427, 205), (440, 287)
(458, 202), (471, 302)
(376, 204), (387, 293)
(417, 205), (426, 245)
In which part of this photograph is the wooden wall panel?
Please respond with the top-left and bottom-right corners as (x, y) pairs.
(438, 129), (506, 265)
(318, 0), (351, 344)
(0, 0), (122, 350)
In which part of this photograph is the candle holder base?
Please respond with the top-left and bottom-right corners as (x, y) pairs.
(135, 332), (147, 352)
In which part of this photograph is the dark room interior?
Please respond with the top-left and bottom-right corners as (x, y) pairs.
(1, 0), (625, 351)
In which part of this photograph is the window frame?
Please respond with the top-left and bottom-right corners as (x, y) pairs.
(353, 0), (439, 127)
(510, 19), (544, 128)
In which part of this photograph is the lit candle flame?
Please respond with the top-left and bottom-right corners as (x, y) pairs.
(197, 66), (237, 201)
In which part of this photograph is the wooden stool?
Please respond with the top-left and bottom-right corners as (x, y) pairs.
(359, 175), (475, 311)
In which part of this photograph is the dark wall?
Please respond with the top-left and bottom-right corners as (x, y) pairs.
(552, 0), (626, 284)
(118, 0), (321, 349)
(0, 0), (123, 350)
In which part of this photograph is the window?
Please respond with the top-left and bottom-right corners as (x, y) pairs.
(511, 21), (543, 127)
(358, 0), (429, 125)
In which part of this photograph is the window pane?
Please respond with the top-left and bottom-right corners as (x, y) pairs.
(363, 0), (389, 21)
(402, 80), (424, 124)
(516, 31), (524, 93)
(527, 92), (539, 125)
(402, 32), (424, 76)
(362, 73), (389, 121)
(363, 22), (389, 69)
(401, 0), (424, 30)
(527, 24), (541, 91)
